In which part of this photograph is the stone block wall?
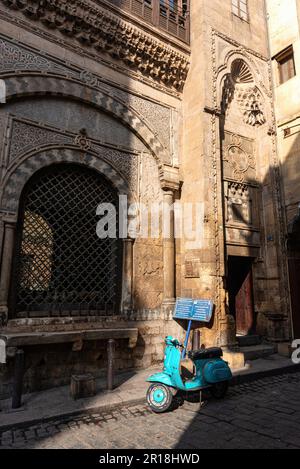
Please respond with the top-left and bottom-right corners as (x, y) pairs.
(0, 313), (186, 399)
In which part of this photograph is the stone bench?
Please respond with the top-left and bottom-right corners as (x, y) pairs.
(0, 327), (139, 409)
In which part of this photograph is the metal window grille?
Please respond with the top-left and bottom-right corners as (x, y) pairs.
(10, 164), (122, 318)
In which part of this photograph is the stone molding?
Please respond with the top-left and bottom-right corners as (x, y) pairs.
(3, 74), (170, 165)
(1, 0), (190, 92)
(3, 116), (142, 198)
(1, 146), (130, 214)
(0, 34), (173, 157)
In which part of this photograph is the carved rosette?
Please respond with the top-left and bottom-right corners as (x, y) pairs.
(224, 134), (255, 183)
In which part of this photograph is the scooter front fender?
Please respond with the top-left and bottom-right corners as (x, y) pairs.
(146, 372), (175, 388)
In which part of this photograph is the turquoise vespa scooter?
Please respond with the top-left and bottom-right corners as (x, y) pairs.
(146, 299), (232, 413)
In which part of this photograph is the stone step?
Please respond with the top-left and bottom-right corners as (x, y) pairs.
(237, 335), (261, 347)
(241, 344), (277, 361)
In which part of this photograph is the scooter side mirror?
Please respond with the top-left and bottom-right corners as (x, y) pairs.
(165, 336), (174, 346)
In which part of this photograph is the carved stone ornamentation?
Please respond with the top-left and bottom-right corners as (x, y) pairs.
(79, 70), (171, 151)
(222, 58), (266, 127)
(74, 129), (92, 151)
(7, 118), (140, 193)
(140, 153), (162, 204)
(92, 143), (140, 193)
(236, 86), (266, 127)
(226, 182), (252, 226)
(1, 0), (190, 91)
(224, 134), (255, 183)
(0, 37), (74, 76)
(137, 253), (163, 278)
(9, 119), (74, 162)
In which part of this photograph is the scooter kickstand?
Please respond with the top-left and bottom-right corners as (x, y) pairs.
(199, 390), (208, 411)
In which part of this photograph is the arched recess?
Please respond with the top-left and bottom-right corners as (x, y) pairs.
(0, 147), (138, 320)
(217, 51), (269, 101)
(9, 162), (123, 317)
(216, 53), (272, 128)
(1, 147), (129, 215)
(3, 75), (170, 167)
(215, 54), (271, 344)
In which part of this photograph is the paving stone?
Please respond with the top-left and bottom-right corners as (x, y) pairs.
(2, 371), (300, 449)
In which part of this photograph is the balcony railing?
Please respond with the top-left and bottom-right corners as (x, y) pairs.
(103, 0), (190, 44)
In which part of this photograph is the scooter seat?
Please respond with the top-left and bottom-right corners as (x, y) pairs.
(188, 347), (223, 361)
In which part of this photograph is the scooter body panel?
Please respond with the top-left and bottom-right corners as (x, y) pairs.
(147, 336), (232, 393)
(146, 372), (175, 388)
(202, 358), (233, 384)
(147, 343), (187, 391)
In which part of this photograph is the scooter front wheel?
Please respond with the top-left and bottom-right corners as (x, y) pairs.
(146, 383), (173, 413)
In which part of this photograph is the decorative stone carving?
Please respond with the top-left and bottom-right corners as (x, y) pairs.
(184, 260), (200, 279)
(9, 119), (73, 162)
(137, 253), (163, 278)
(140, 153), (162, 204)
(231, 59), (254, 84)
(1, 0), (190, 91)
(0, 37), (73, 76)
(93, 143), (140, 193)
(221, 58), (266, 127)
(0, 34), (172, 160)
(236, 86), (266, 127)
(224, 133), (255, 183)
(226, 182), (252, 226)
(7, 118), (140, 193)
(74, 129), (92, 151)
(80, 70), (171, 151)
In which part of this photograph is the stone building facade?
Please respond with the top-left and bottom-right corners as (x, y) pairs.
(0, 0), (297, 398)
(266, 0), (300, 343)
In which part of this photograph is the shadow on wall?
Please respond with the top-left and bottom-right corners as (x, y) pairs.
(173, 126), (300, 448)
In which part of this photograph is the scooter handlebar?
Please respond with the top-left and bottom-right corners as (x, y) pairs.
(165, 337), (184, 348)
(171, 339), (184, 348)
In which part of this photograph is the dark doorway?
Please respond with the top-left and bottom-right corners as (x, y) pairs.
(227, 256), (255, 336)
(10, 164), (122, 318)
(288, 258), (300, 339)
(287, 213), (300, 340)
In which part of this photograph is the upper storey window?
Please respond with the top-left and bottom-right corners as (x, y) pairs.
(232, 0), (249, 22)
(275, 46), (296, 85)
(160, 1), (188, 16)
(106, 1), (190, 43)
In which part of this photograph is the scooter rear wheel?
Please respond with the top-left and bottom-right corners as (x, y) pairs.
(146, 384), (173, 413)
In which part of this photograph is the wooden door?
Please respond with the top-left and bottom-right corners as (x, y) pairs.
(236, 270), (255, 336)
(288, 258), (300, 339)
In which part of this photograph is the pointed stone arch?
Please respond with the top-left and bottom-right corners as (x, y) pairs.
(217, 54), (268, 127)
(3, 75), (170, 166)
(1, 147), (129, 215)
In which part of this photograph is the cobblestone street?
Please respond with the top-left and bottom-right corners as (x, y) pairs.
(1, 371), (300, 449)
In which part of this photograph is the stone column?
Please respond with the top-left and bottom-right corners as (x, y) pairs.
(162, 190), (176, 307)
(0, 218), (16, 325)
(122, 238), (134, 312)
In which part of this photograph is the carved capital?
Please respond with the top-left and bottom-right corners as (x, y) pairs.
(160, 165), (181, 193)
